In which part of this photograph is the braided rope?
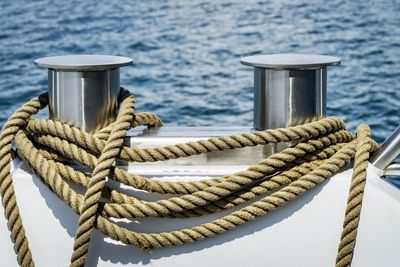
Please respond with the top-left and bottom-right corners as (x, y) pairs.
(70, 94), (134, 266)
(0, 93), (48, 267)
(0, 90), (378, 267)
(335, 125), (372, 267)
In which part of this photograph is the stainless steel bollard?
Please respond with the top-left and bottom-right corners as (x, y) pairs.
(241, 54), (341, 130)
(35, 55), (132, 133)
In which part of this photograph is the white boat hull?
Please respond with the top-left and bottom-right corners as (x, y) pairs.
(1, 159), (400, 267)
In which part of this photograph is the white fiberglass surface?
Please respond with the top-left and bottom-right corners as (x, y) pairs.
(1, 161), (399, 267)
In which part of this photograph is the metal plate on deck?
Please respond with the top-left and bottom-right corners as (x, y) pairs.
(124, 126), (286, 168)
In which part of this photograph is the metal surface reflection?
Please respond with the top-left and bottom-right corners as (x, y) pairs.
(241, 53), (341, 130)
(35, 55), (132, 133)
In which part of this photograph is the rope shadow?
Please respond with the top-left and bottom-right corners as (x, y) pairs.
(28, 164), (328, 266)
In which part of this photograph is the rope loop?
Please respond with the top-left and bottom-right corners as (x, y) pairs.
(0, 89), (378, 267)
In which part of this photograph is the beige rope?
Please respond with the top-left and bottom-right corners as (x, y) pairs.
(0, 90), (377, 267)
(0, 93), (48, 267)
(336, 124), (372, 266)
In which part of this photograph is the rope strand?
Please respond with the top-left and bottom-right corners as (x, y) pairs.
(0, 90), (377, 267)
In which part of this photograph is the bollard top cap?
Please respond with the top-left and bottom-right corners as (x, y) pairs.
(240, 53), (341, 70)
(34, 55), (133, 71)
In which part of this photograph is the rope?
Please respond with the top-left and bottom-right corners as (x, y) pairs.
(0, 89), (378, 267)
(336, 125), (372, 266)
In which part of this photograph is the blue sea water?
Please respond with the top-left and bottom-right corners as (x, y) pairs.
(0, 0), (400, 143)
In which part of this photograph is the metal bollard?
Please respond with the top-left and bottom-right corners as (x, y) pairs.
(240, 53), (341, 130)
(35, 55), (132, 133)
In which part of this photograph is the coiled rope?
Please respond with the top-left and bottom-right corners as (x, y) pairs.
(0, 89), (378, 267)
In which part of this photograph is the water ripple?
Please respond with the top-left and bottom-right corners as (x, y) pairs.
(0, 0), (400, 143)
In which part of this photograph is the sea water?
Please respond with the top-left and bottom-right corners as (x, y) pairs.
(0, 0), (399, 143)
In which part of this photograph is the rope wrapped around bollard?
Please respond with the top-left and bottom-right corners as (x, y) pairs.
(0, 89), (378, 267)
